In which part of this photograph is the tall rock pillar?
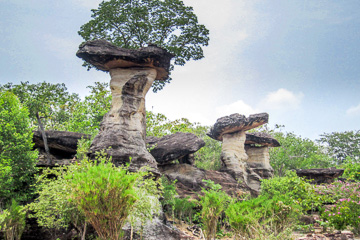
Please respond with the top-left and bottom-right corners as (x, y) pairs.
(76, 40), (174, 175)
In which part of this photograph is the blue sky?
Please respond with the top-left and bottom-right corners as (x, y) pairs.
(0, 0), (359, 140)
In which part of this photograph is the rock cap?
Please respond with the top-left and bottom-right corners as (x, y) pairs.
(207, 113), (269, 141)
(245, 132), (280, 147)
(76, 39), (174, 80)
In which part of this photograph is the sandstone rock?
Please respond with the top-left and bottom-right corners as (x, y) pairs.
(207, 113), (269, 141)
(245, 146), (274, 178)
(77, 40), (174, 175)
(36, 149), (74, 167)
(122, 218), (194, 240)
(146, 132), (205, 165)
(159, 164), (252, 199)
(207, 113), (270, 193)
(295, 168), (345, 184)
(33, 130), (90, 156)
(76, 40), (174, 80)
(245, 132), (280, 147)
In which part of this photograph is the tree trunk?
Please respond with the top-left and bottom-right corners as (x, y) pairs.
(36, 112), (51, 165)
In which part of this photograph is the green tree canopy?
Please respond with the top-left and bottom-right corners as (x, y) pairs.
(0, 91), (38, 204)
(318, 130), (360, 164)
(78, 0), (209, 92)
(269, 130), (333, 176)
(0, 81), (80, 130)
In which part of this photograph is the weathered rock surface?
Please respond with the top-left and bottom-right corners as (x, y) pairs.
(146, 132), (205, 165)
(245, 132), (280, 147)
(36, 149), (74, 167)
(295, 168), (345, 184)
(159, 164), (252, 199)
(122, 217), (193, 240)
(77, 40), (173, 175)
(220, 131), (248, 180)
(76, 40), (174, 80)
(88, 68), (160, 174)
(207, 113), (269, 141)
(33, 130), (90, 156)
(207, 113), (271, 193)
(245, 146), (274, 179)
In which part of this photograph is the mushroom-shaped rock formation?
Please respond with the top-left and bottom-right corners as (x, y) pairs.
(245, 132), (280, 178)
(207, 113), (269, 192)
(146, 132), (205, 165)
(77, 40), (174, 175)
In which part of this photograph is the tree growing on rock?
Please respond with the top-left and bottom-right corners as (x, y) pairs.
(78, 0), (209, 92)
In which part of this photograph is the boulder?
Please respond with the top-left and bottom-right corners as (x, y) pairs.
(245, 132), (280, 147)
(159, 164), (252, 199)
(146, 132), (205, 165)
(33, 130), (90, 157)
(295, 168), (345, 184)
(77, 40), (173, 175)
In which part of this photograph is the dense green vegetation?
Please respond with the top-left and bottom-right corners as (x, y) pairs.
(1, 81), (360, 239)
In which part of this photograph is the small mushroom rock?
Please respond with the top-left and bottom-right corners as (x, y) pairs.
(245, 132), (280, 178)
(207, 113), (269, 193)
(77, 40), (174, 175)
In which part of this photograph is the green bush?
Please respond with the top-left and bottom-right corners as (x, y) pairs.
(0, 91), (38, 205)
(321, 198), (360, 233)
(160, 176), (177, 216)
(199, 180), (231, 240)
(260, 170), (322, 211)
(173, 197), (197, 224)
(66, 157), (158, 240)
(0, 200), (27, 240)
(27, 165), (86, 239)
(226, 195), (301, 239)
(342, 157), (360, 181)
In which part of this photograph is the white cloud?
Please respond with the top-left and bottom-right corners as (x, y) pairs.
(215, 100), (258, 118)
(346, 103), (360, 116)
(261, 88), (304, 111)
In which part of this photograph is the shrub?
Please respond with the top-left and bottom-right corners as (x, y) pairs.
(342, 157), (360, 181)
(0, 200), (27, 240)
(199, 180), (231, 240)
(173, 197), (197, 224)
(160, 176), (177, 217)
(226, 195), (301, 239)
(321, 198), (360, 233)
(66, 157), (158, 240)
(260, 170), (323, 211)
(27, 165), (86, 239)
(0, 91), (38, 204)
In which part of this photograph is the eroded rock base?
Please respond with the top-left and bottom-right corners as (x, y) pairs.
(89, 68), (159, 175)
